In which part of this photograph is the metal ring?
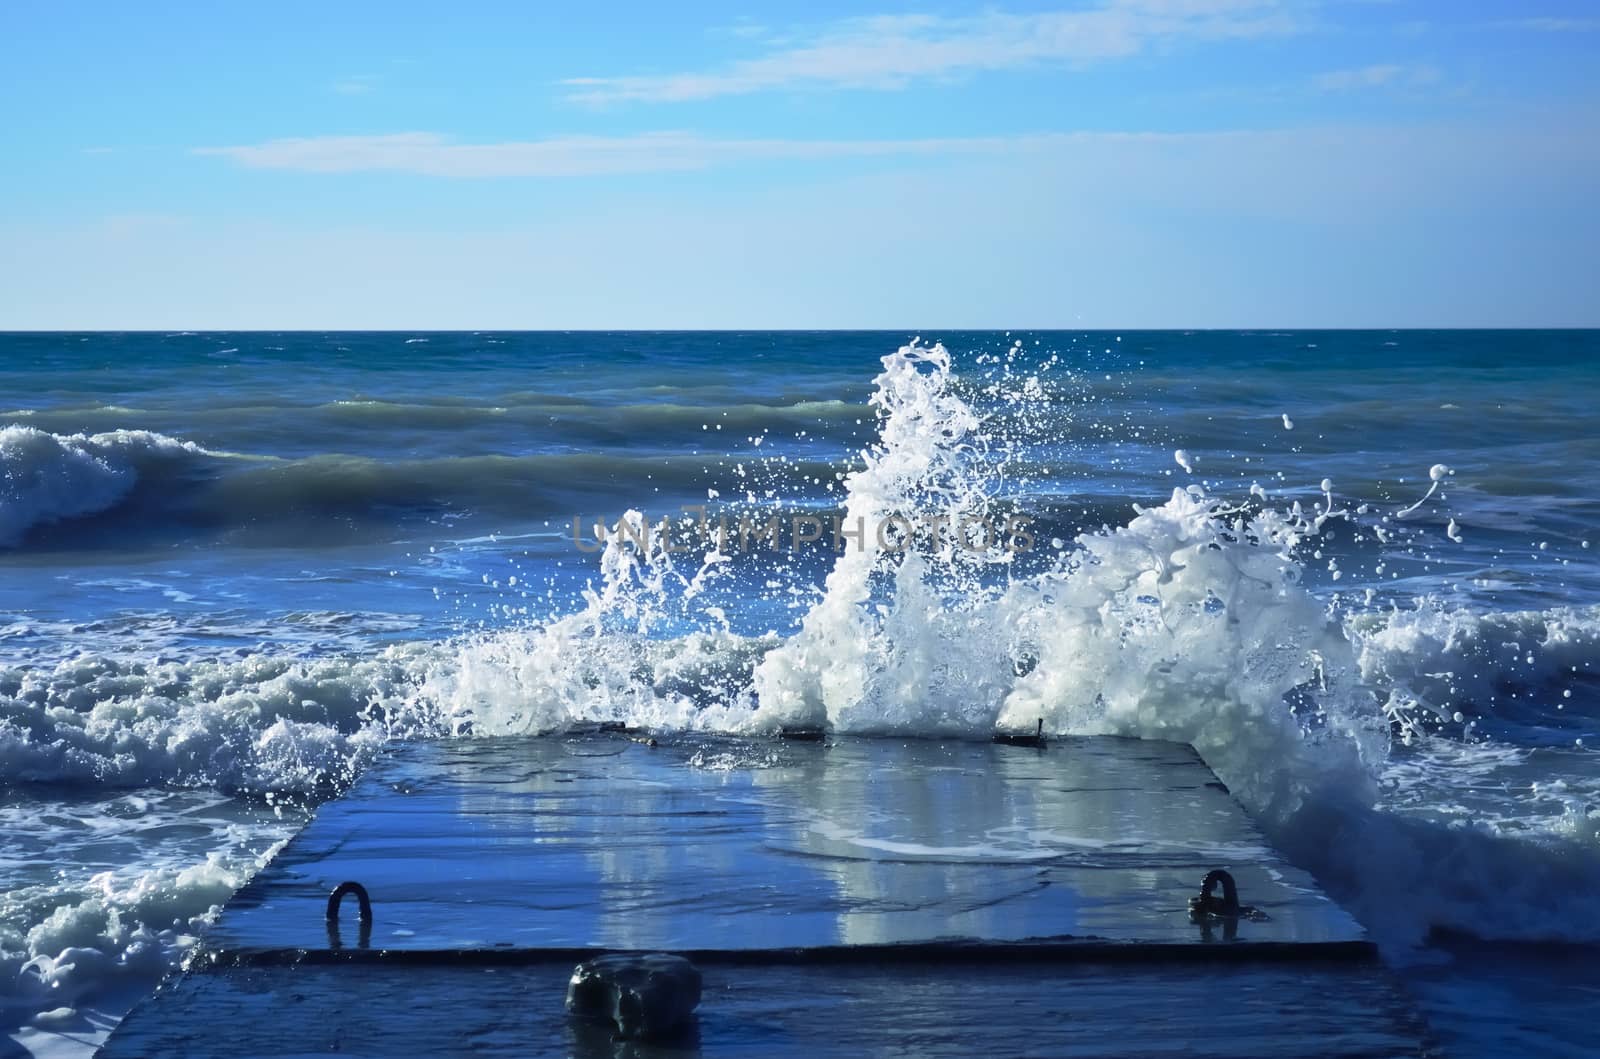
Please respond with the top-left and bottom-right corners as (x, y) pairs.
(1198, 869), (1240, 916)
(326, 880), (373, 924)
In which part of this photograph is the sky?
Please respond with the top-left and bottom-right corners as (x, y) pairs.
(1, 0), (1597, 329)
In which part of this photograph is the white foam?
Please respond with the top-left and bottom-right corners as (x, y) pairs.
(748, 342), (1008, 735)
(1, 802), (293, 1054)
(1395, 463), (1454, 518)
(1352, 601), (1600, 731)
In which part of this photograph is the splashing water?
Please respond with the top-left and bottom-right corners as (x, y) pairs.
(417, 341), (1600, 962)
(439, 344), (1387, 812)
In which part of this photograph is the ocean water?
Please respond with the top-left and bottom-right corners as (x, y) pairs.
(1, 330), (1597, 1057)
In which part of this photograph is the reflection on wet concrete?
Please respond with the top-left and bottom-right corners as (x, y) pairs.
(211, 734), (1365, 954)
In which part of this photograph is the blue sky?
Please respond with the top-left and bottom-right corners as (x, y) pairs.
(2, 0), (1596, 328)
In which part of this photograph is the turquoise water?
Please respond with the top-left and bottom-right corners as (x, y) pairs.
(2, 330), (1598, 1055)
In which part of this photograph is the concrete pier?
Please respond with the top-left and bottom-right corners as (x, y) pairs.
(102, 734), (1435, 1056)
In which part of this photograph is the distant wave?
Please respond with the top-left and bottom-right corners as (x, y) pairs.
(201, 450), (796, 524)
(3, 396), (868, 449)
(0, 424), (852, 549)
(0, 427), (214, 547)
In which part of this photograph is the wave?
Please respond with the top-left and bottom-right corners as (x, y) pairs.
(1, 396), (871, 457)
(0, 788), (296, 1037)
(318, 396), (866, 437)
(0, 426), (851, 549)
(0, 650), (441, 793)
(1354, 603), (1600, 739)
(0, 427), (213, 548)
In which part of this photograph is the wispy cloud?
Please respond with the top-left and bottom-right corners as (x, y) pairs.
(193, 131), (1110, 178)
(333, 74), (380, 95)
(99, 213), (187, 238)
(563, 1), (1303, 104)
(1503, 17), (1600, 33)
(712, 17), (771, 40)
(1314, 63), (1439, 91)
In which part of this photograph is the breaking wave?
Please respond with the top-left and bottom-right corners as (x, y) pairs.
(1355, 602), (1600, 739)
(0, 421), (848, 548)
(0, 427), (213, 547)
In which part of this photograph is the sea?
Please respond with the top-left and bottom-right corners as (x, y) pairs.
(1, 330), (1597, 1057)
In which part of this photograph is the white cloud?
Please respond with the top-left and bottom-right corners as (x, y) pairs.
(563, 1), (1302, 104)
(18, 119), (1600, 329)
(1314, 63), (1439, 91)
(712, 18), (770, 40)
(333, 75), (379, 95)
(194, 130), (1127, 178)
(1504, 17), (1600, 32)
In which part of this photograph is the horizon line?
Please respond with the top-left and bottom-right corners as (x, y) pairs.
(4, 326), (1599, 335)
